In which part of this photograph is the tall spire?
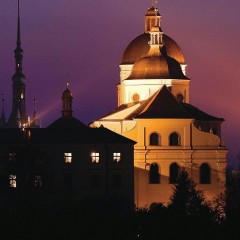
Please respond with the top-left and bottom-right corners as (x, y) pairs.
(15, 0), (23, 73)
(7, 0), (28, 128)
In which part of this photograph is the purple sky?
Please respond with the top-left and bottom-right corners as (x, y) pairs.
(0, 0), (240, 167)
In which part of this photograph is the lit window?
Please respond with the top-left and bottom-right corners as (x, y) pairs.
(91, 152), (100, 163)
(34, 175), (43, 188)
(64, 153), (72, 164)
(113, 153), (121, 163)
(9, 175), (17, 188)
(9, 153), (16, 162)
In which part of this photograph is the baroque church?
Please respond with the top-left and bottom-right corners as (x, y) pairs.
(90, 4), (228, 208)
(0, 1), (227, 210)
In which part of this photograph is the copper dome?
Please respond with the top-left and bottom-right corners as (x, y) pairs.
(121, 33), (185, 65)
(127, 55), (188, 80)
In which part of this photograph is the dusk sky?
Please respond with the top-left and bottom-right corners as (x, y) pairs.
(0, 0), (239, 167)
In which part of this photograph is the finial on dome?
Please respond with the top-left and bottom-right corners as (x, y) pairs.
(66, 73), (69, 89)
(151, 0), (158, 8)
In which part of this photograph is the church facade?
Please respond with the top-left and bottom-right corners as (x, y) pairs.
(91, 5), (228, 208)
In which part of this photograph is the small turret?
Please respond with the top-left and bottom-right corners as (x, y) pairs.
(62, 83), (73, 118)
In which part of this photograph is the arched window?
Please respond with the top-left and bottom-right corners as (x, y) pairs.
(169, 163), (179, 184)
(149, 163), (160, 184)
(169, 132), (180, 146)
(200, 163), (211, 184)
(150, 133), (160, 146)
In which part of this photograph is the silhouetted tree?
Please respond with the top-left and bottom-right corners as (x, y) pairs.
(168, 170), (215, 239)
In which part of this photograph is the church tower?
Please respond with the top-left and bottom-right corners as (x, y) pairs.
(7, 0), (28, 128)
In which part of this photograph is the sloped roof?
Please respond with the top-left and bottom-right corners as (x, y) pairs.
(181, 103), (224, 121)
(47, 116), (87, 129)
(93, 86), (224, 122)
(135, 85), (192, 119)
(0, 127), (135, 145)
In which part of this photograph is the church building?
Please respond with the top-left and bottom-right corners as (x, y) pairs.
(90, 4), (228, 208)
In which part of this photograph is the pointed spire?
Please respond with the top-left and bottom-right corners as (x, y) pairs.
(17, 0), (21, 48)
(15, 0), (23, 72)
(7, 0), (28, 128)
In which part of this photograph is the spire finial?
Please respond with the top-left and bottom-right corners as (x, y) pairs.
(152, 0), (158, 8)
(66, 73), (70, 89)
(17, 0), (21, 47)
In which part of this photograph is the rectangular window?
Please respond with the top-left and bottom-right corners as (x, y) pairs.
(9, 175), (17, 188)
(112, 174), (121, 188)
(91, 152), (100, 163)
(9, 153), (16, 162)
(91, 174), (101, 188)
(113, 152), (121, 163)
(64, 153), (72, 164)
(34, 175), (43, 188)
(64, 174), (72, 189)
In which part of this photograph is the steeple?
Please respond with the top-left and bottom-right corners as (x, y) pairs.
(62, 83), (73, 118)
(7, 0), (28, 128)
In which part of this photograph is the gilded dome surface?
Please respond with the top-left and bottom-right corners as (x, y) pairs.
(127, 55), (188, 80)
(121, 33), (185, 65)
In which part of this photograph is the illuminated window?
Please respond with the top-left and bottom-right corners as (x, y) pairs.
(113, 153), (121, 163)
(9, 153), (16, 162)
(169, 132), (180, 146)
(91, 152), (100, 163)
(34, 175), (43, 188)
(149, 163), (160, 184)
(169, 163), (179, 184)
(64, 153), (72, 164)
(150, 133), (160, 146)
(200, 163), (211, 184)
(91, 174), (101, 188)
(9, 175), (17, 188)
(112, 174), (121, 188)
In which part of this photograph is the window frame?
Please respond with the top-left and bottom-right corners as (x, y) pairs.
(91, 152), (100, 164)
(64, 152), (72, 164)
(169, 132), (181, 146)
